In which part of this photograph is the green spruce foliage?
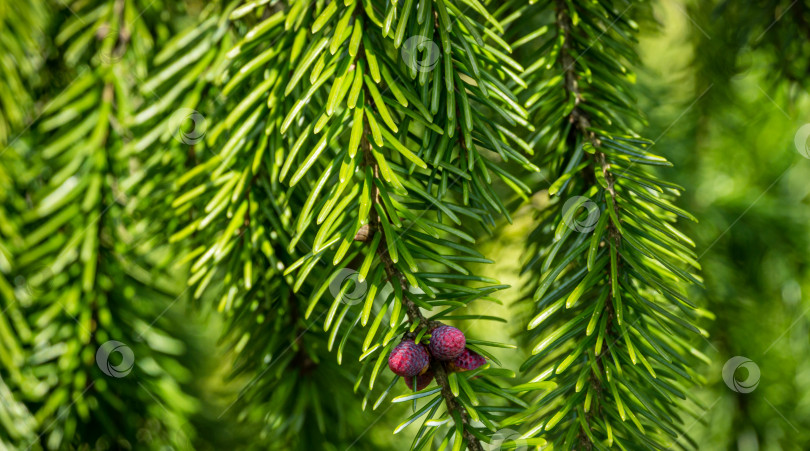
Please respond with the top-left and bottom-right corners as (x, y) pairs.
(0, 0), (712, 449)
(6, 1), (202, 448)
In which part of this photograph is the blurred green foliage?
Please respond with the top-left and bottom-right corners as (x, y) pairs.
(638, 1), (810, 448)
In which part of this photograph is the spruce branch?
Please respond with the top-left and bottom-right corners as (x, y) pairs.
(502, 0), (710, 448)
(201, 0), (546, 447)
(153, 0), (544, 447)
(145, 3), (395, 447)
(556, 5), (620, 445)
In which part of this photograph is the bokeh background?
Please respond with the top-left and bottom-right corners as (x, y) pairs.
(2, 0), (809, 449)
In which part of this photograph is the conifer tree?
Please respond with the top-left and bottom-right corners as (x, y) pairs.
(0, 0), (716, 449)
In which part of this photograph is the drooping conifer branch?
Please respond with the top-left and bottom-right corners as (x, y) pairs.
(554, 4), (620, 445)
(505, 0), (708, 448)
(11, 1), (201, 447)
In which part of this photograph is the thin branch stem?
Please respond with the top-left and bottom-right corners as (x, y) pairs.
(359, 83), (482, 451)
